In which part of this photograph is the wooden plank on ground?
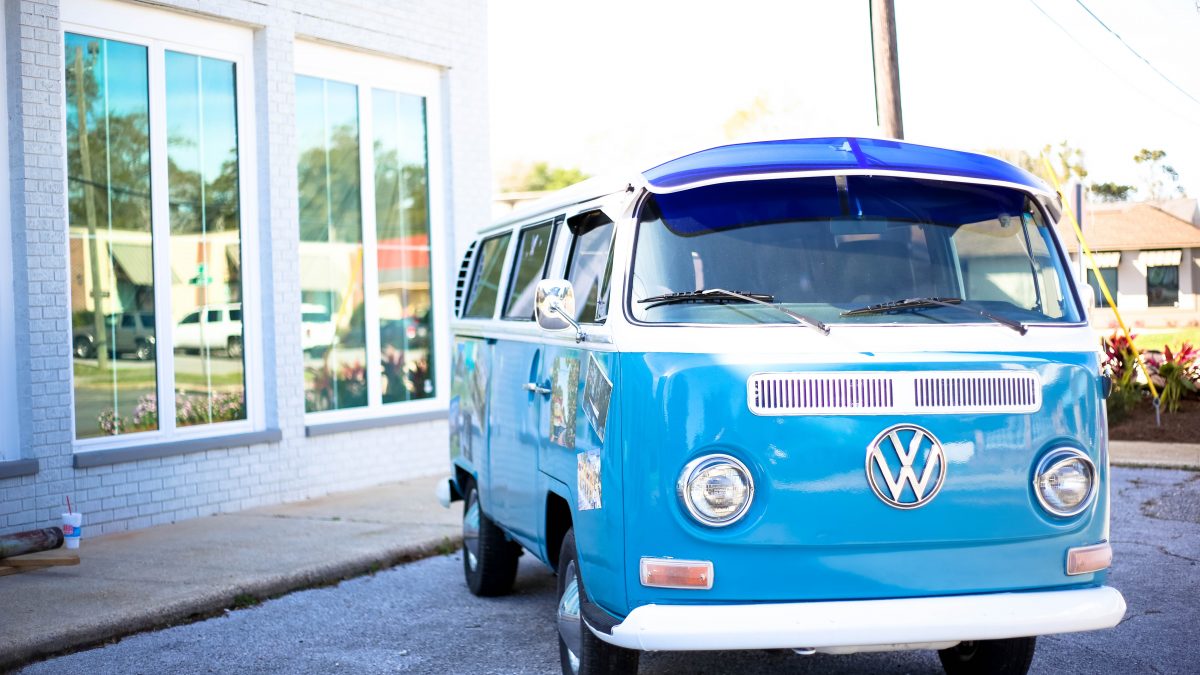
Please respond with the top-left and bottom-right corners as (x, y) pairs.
(2, 550), (79, 567)
(0, 565), (27, 576)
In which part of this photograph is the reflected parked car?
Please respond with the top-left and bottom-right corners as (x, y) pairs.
(301, 303), (337, 355)
(72, 312), (156, 361)
(174, 304), (244, 358)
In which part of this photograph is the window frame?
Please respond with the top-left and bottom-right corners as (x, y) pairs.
(63, 0), (265, 451)
(502, 219), (559, 321)
(563, 216), (617, 325)
(0, 7), (16, 461)
(462, 232), (514, 320)
(294, 40), (449, 423)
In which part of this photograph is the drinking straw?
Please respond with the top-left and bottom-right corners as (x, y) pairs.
(66, 495), (73, 515)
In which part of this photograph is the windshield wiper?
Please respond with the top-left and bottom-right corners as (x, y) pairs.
(840, 296), (1027, 335)
(638, 288), (830, 335)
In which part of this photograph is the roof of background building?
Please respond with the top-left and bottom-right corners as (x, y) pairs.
(1058, 201), (1200, 252)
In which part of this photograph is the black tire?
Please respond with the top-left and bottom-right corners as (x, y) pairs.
(74, 336), (95, 359)
(557, 529), (639, 675)
(134, 340), (155, 361)
(461, 479), (520, 597)
(939, 637), (1036, 675)
(227, 336), (243, 359)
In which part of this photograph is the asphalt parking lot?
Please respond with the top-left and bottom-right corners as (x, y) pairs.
(19, 467), (1199, 674)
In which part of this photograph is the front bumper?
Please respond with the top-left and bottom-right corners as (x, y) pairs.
(592, 586), (1126, 652)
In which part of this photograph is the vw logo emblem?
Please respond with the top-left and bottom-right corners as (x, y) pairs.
(865, 424), (946, 510)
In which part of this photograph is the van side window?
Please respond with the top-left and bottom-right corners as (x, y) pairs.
(463, 233), (512, 319)
(503, 221), (555, 320)
(565, 216), (615, 323)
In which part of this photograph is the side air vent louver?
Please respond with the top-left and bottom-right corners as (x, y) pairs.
(453, 241), (478, 318)
(747, 371), (1041, 416)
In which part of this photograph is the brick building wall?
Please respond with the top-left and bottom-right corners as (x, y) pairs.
(1, 0), (488, 535)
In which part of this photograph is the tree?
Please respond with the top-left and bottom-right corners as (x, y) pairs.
(982, 141), (1087, 188)
(502, 162), (590, 193)
(1133, 148), (1185, 200)
(1090, 182), (1136, 202)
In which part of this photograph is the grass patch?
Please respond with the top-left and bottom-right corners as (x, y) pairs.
(1133, 328), (1200, 352)
(231, 593), (261, 610)
(73, 361), (244, 388)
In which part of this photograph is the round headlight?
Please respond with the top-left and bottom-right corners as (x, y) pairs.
(1034, 449), (1097, 517)
(677, 454), (754, 526)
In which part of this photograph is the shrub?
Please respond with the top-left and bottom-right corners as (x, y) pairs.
(1154, 343), (1198, 413)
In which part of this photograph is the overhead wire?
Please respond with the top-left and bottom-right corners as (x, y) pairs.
(1025, 0), (1200, 128)
(1072, 0), (1200, 107)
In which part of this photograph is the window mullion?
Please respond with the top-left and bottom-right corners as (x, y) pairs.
(147, 41), (177, 434)
(359, 86), (383, 409)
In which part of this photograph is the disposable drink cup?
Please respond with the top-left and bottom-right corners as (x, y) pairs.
(62, 512), (82, 549)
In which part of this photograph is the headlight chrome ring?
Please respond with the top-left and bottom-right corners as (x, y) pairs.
(677, 454), (755, 527)
(1033, 448), (1098, 518)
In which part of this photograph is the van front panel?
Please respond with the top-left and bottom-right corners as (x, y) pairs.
(619, 349), (1108, 610)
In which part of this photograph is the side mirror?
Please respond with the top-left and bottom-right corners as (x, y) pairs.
(535, 279), (585, 342)
(1079, 283), (1095, 322)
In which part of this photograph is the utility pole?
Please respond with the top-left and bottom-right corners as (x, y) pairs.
(75, 44), (110, 371)
(870, 0), (904, 139)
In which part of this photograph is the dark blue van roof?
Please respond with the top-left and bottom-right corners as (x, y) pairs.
(642, 137), (1048, 193)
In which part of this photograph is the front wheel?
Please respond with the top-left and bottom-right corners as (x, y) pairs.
(461, 480), (519, 597)
(227, 336), (243, 359)
(939, 637), (1036, 675)
(557, 529), (639, 675)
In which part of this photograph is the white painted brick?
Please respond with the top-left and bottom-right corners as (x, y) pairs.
(4, 0), (481, 536)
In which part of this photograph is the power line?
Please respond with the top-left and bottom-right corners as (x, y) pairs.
(1072, 0), (1200, 107)
(1025, 0), (1200, 128)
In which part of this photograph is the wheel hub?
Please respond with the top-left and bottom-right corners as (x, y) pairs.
(558, 560), (583, 673)
(463, 491), (481, 572)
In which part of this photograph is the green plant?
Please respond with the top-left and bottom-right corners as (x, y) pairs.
(1102, 331), (1143, 423)
(1154, 343), (1198, 413)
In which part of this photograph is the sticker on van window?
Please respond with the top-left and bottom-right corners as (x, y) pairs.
(583, 353), (612, 443)
(578, 450), (602, 510)
(550, 356), (580, 448)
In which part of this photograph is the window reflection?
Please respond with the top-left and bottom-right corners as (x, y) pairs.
(66, 34), (156, 439)
(166, 51), (247, 427)
(374, 89), (433, 403)
(297, 75), (368, 412)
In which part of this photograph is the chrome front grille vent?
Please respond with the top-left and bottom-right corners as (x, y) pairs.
(747, 371), (1041, 416)
(911, 373), (1040, 412)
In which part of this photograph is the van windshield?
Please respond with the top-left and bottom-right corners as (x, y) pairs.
(630, 175), (1081, 326)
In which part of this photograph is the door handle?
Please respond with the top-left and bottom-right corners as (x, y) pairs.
(523, 382), (551, 396)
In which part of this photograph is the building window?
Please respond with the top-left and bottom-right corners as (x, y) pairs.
(65, 3), (259, 446)
(1086, 268), (1118, 308)
(296, 42), (444, 417)
(1147, 265), (1179, 308)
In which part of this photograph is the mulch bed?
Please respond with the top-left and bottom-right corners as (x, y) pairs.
(1109, 398), (1200, 443)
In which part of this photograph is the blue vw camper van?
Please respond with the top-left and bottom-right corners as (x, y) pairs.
(440, 138), (1125, 674)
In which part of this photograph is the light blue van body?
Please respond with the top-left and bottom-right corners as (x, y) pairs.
(444, 138), (1125, 658)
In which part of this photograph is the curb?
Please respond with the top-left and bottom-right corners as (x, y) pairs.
(1112, 459), (1199, 471)
(2, 533), (463, 673)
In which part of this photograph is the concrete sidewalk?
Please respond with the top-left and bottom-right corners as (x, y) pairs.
(0, 442), (1195, 671)
(0, 475), (460, 672)
(1110, 440), (1200, 471)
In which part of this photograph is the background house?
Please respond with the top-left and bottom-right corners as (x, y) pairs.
(1, 0), (487, 535)
(1058, 198), (1200, 329)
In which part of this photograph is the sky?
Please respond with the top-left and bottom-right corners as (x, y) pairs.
(488, 0), (1200, 198)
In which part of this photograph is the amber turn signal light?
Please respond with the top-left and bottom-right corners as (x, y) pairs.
(639, 558), (714, 590)
(1067, 542), (1112, 576)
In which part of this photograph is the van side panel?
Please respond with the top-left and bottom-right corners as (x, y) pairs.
(449, 337), (493, 493)
(618, 350), (1108, 612)
(538, 348), (628, 618)
(487, 339), (545, 549)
